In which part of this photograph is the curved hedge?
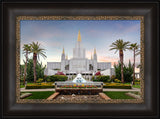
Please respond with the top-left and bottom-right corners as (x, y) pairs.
(92, 75), (111, 82)
(49, 75), (68, 82)
(25, 82), (55, 89)
(103, 83), (132, 89)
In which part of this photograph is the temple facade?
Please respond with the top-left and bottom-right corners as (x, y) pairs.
(44, 31), (112, 78)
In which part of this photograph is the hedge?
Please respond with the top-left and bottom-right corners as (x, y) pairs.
(26, 82), (55, 89)
(49, 75), (68, 82)
(134, 82), (140, 85)
(26, 85), (55, 89)
(103, 83), (132, 89)
(92, 75), (111, 82)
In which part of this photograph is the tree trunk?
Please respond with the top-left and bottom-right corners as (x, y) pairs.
(133, 49), (135, 85)
(23, 52), (28, 85)
(119, 50), (124, 83)
(33, 53), (37, 83)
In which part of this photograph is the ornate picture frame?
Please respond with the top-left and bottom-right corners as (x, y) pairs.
(1, 1), (159, 118)
(16, 16), (144, 104)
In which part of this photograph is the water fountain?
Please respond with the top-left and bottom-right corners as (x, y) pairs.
(72, 73), (87, 83)
(55, 73), (103, 94)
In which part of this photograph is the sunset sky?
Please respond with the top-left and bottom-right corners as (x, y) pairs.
(20, 20), (140, 67)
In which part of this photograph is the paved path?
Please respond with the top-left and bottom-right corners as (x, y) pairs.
(20, 88), (140, 92)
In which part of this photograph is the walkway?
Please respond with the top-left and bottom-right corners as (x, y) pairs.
(20, 88), (140, 92)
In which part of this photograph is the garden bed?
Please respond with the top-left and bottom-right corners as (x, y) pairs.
(103, 83), (132, 89)
(26, 82), (54, 89)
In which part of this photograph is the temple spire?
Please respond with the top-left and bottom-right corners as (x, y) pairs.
(77, 30), (81, 42)
(91, 54), (93, 60)
(94, 48), (96, 54)
(66, 54), (68, 60)
(62, 47), (65, 54)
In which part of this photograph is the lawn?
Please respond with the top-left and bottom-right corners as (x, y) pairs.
(124, 83), (140, 89)
(103, 91), (135, 99)
(23, 91), (55, 99)
(132, 85), (140, 88)
(20, 85), (25, 88)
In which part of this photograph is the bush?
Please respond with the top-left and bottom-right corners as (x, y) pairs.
(111, 75), (116, 81)
(114, 79), (121, 83)
(44, 75), (49, 81)
(92, 75), (110, 82)
(37, 78), (43, 83)
(26, 83), (54, 89)
(135, 79), (140, 82)
(114, 61), (133, 83)
(46, 78), (51, 82)
(134, 82), (140, 85)
(50, 75), (68, 82)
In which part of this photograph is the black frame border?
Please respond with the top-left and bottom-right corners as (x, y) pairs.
(1, 0), (159, 118)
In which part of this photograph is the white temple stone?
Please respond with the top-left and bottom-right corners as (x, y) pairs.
(44, 31), (112, 76)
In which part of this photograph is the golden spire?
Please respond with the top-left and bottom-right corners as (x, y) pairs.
(77, 30), (81, 42)
(91, 53), (93, 60)
(94, 48), (96, 54)
(62, 47), (65, 54)
(66, 54), (68, 60)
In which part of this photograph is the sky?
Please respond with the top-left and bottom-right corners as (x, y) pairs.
(20, 20), (141, 67)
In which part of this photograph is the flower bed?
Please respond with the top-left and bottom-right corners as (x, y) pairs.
(59, 85), (97, 89)
(103, 83), (132, 89)
(26, 82), (55, 89)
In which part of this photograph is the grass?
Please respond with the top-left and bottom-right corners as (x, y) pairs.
(129, 91), (140, 95)
(103, 91), (135, 99)
(132, 85), (140, 88)
(23, 91), (55, 99)
(20, 85), (25, 88)
(124, 83), (140, 89)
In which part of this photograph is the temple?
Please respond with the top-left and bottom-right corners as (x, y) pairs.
(44, 31), (113, 79)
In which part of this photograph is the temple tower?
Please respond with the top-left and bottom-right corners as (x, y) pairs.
(73, 30), (86, 59)
(61, 47), (65, 71)
(93, 48), (97, 72)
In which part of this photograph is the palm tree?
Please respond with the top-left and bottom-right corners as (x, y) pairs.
(30, 42), (46, 83)
(23, 44), (31, 85)
(130, 43), (140, 85)
(110, 39), (130, 83)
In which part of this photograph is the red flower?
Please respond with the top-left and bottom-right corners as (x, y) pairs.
(95, 71), (101, 76)
(55, 71), (65, 75)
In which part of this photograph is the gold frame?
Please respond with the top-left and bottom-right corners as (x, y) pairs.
(16, 16), (144, 103)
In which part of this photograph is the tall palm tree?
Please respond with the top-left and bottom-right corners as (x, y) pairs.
(30, 42), (46, 83)
(130, 43), (140, 85)
(110, 39), (130, 83)
(23, 44), (31, 85)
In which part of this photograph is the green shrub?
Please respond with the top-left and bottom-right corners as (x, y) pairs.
(26, 82), (55, 89)
(46, 78), (51, 82)
(134, 82), (140, 85)
(37, 78), (43, 83)
(111, 75), (116, 81)
(50, 75), (68, 82)
(114, 79), (121, 83)
(135, 79), (140, 82)
(92, 75), (110, 82)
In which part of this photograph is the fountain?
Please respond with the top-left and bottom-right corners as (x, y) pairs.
(72, 73), (87, 83)
(55, 73), (103, 94)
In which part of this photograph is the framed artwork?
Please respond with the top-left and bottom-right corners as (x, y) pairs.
(1, 0), (159, 118)
(16, 16), (144, 104)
